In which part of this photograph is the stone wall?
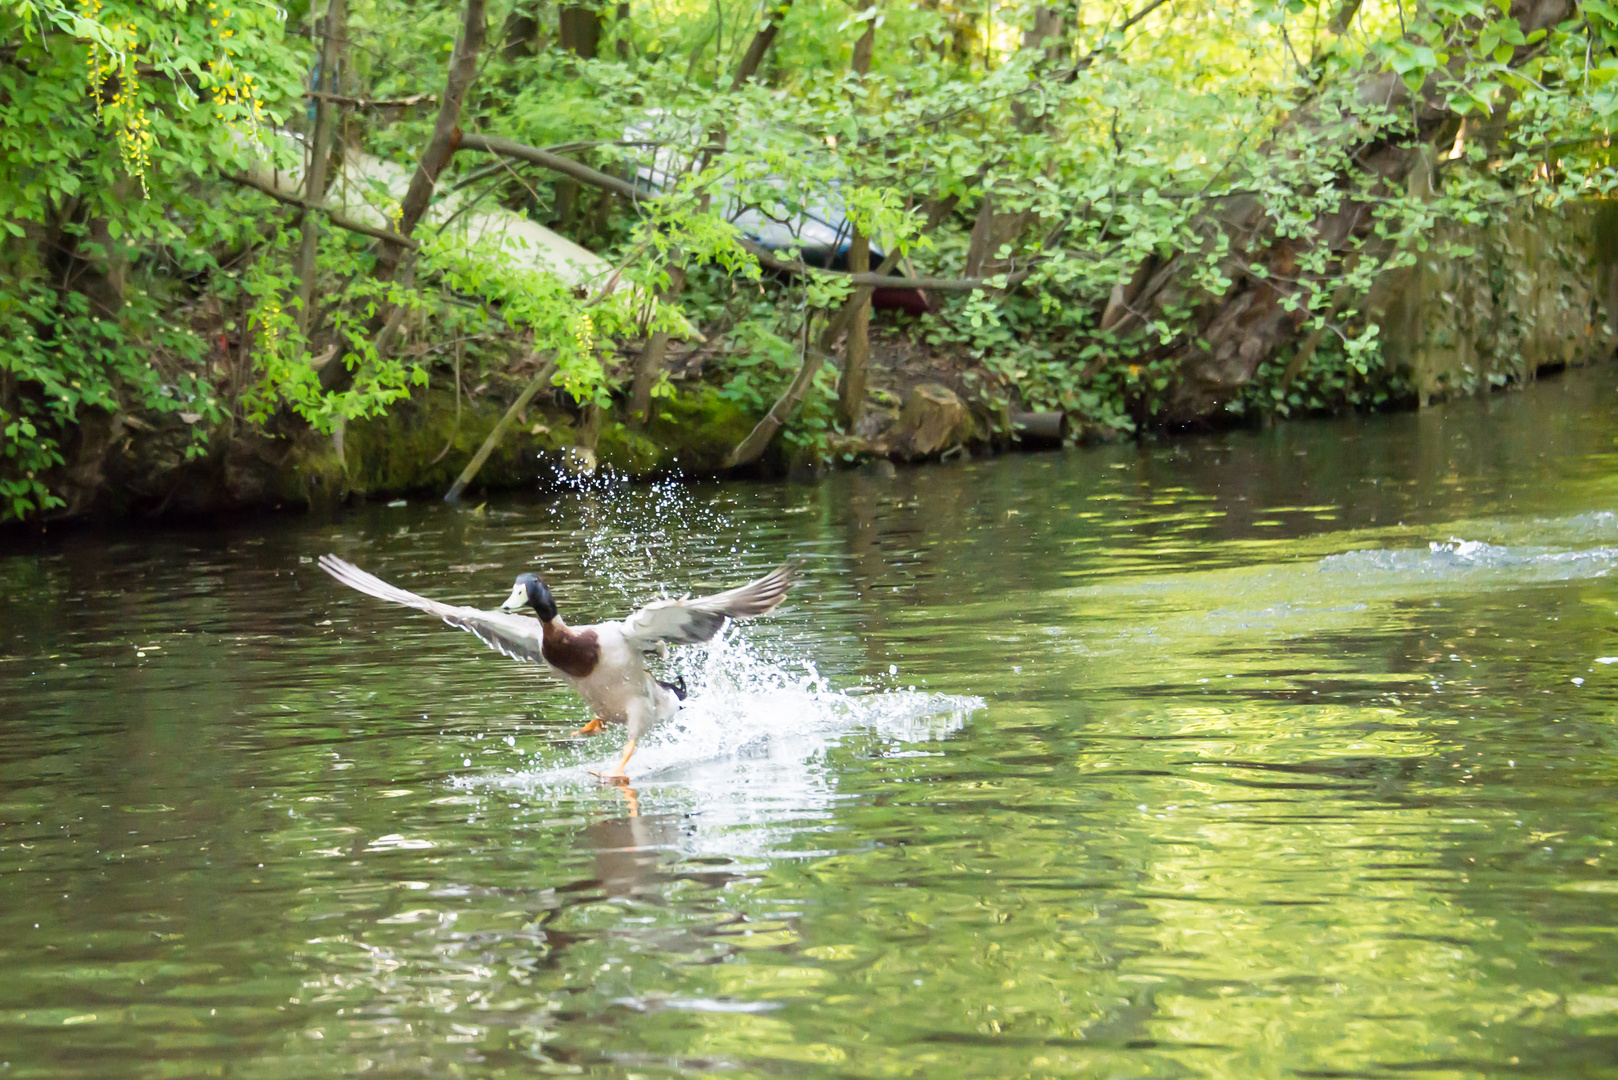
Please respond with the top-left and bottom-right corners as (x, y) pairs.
(1370, 201), (1618, 404)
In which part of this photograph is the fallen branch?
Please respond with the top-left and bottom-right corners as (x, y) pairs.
(726, 247), (905, 468)
(444, 353), (558, 503)
(725, 317), (821, 469)
(457, 133), (640, 200)
(748, 245), (1031, 291)
(726, 195), (962, 467)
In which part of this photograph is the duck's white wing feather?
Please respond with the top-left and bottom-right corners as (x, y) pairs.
(318, 554), (546, 664)
(620, 561), (798, 648)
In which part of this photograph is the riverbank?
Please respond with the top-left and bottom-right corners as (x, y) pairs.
(13, 202), (1615, 529)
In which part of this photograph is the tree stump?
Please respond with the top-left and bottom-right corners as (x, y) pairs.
(892, 383), (973, 458)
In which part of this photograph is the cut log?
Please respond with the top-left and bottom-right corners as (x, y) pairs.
(1009, 410), (1067, 448)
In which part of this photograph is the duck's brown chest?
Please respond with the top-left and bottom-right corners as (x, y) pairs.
(541, 622), (601, 678)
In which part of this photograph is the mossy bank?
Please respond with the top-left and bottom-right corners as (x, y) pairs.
(15, 203), (1617, 529)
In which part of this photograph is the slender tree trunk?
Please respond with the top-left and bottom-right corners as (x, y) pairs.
(372, 0), (486, 285)
(1021, 5), (1062, 52)
(850, 16), (875, 73)
(838, 229), (871, 427)
(559, 4), (600, 57)
(835, 17), (876, 429)
(1326, 0), (1364, 36)
(444, 351), (557, 502)
(296, 0), (346, 336)
(615, 2), (631, 59)
(629, 266), (684, 424)
(322, 0), (486, 394)
(729, 0), (795, 89)
(627, 2), (795, 426)
(728, 195), (956, 466)
(44, 191), (126, 322)
(727, 251), (898, 467)
(963, 193), (995, 279)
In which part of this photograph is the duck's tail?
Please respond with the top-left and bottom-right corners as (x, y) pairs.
(657, 676), (688, 701)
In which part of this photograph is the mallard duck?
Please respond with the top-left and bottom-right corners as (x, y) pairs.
(317, 555), (798, 776)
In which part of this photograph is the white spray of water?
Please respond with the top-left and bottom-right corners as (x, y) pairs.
(540, 467), (744, 608)
(475, 628), (980, 794)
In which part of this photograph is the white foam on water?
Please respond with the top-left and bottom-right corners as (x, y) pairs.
(1318, 536), (1618, 580)
(470, 629), (980, 799)
(461, 635), (980, 860)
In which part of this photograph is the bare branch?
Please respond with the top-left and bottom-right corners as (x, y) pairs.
(223, 171), (418, 249)
(304, 90), (436, 108)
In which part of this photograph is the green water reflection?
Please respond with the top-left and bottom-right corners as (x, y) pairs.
(3, 369), (1618, 1078)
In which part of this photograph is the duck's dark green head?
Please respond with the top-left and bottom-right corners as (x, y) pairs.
(501, 573), (557, 622)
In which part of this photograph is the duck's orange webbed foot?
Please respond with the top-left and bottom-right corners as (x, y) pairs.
(575, 717), (606, 735)
(587, 738), (638, 782)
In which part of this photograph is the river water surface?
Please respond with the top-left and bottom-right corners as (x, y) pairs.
(4, 369), (1618, 1078)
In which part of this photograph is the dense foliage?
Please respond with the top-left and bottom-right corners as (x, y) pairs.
(1, 0), (1613, 518)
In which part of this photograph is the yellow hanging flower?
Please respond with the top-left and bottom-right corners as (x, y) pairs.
(573, 312), (596, 352)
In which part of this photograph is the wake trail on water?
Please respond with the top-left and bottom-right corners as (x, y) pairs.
(1052, 510), (1618, 676)
(1318, 535), (1618, 582)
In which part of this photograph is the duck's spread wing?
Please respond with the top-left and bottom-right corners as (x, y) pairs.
(619, 561), (798, 648)
(318, 555), (545, 664)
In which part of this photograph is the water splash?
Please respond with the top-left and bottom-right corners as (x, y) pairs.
(472, 629), (980, 793)
(540, 467), (748, 608)
(472, 472), (981, 809)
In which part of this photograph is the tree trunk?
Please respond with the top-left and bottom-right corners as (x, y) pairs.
(837, 229), (870, 427)
(729, 0), (795, 89)
(373, 0), (486, 283)
(629, 266), (685, 424)
(295, 0), (346, 337)
(614, 2), (630, 59)
(559, 4), (600, 57)
(850, 17), (875, 74)
(1021, 5), (1062, 53)
(44, 192), (126, 322)
(835, 17), (876, 429)
(963, 193), (994, 280)
(499, 7), (539, 60)
(728, 195), (957, 466)
(729, 249), (901, 467)
(323, 0), (486, 394)
(1121, 0), (1576, 422)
